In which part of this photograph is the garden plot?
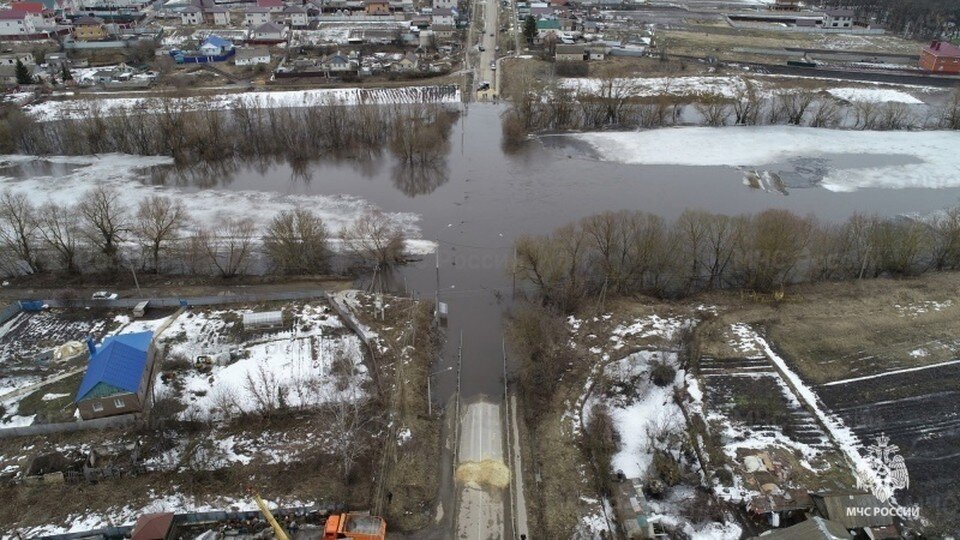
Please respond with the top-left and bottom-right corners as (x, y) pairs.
(569, 310), (741, 539)
(155, 302), (369, 421)
(692, 323), (851, 507)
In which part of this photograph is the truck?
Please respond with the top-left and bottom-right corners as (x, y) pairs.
(323, 513), (387, 540)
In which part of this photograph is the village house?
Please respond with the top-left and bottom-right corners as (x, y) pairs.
(180, 5), (203, 25)
(234, 46), (271, 65)
(73, 16), (108, 40)
(282, 5), (308, 28)
(364, 0), (390, 15)
(0, 2), (56, 37)
(432, 0), (455, 9)
(429, 24), (454, 40)
(822, 9), (853, 29)
(554, 43), (585, 61)
(198, 34), (233, 56)
(0, 52), (34, 67)
(74, 331), (156, 421)
(431, 7), (454, 27)
(920, 41), (960, 74)
(248, 21), (287, 42)
(257, 0), (285, 12)
(244, 6), (272, 26)
(209, 6), (230, 25)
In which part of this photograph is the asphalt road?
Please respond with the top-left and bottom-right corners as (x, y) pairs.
(455, 399), (506, 540)
(477, 0), (500, 95)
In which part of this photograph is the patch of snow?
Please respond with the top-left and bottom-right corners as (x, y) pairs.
(575, 127), (960, 192)
(827, 87), (923, 104)
(40, 392), (70, 401)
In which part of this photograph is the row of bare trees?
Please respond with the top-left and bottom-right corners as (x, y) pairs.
(502, 77), (960, 145)
(0, 187), (408, 278)
(513, 208), (960, 311)
(2, 99), (459, 166)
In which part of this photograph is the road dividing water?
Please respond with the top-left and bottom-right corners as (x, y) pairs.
(455, 398), (508, 540)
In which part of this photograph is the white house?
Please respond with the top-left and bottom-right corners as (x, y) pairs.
(0, 7), (54, 36)
(282, 5), (308, 27)
(249, 21), (287, 41)
(432, 0), (455, 9)
(244, 6), (272, 26)
(823, 9), (853, 28)
(209, 6), (230, 25)
(0, 52), (35, 66)
(431, 7), (454, 26)
(235, 46), (271, 65)
(180, 5), (203, 25)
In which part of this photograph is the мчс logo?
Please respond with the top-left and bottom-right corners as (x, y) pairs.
(864, 434), (909, 502)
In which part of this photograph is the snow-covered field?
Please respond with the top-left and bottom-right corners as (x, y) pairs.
(576, 127), (960, 192)
(560, 75), (933, 104)
(25, 85), (461, 122)
(155, 302), (368, 421)
(0, 154), (435, 255)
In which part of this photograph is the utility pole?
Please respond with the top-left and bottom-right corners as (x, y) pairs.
(512, 244), (517, 300)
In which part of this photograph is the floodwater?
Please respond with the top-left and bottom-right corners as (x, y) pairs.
(130, 104), (960, 400)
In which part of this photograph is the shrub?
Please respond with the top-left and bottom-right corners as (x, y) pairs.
(650, 360), (676, 387)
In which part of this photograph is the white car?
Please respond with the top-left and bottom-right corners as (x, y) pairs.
(91, 291), (118, 300)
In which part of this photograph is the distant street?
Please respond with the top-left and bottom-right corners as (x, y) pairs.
(476, 0), (500, 97)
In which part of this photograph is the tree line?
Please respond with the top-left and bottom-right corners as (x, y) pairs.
(0, 188), (408, 278)
(502, 78), (960, 146)
(513, 208), (960, 312)
(821, 0), (960, 38)
(0, 99), (459, 166)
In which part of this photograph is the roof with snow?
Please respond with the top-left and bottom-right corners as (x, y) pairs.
(76, 331), (153, 402)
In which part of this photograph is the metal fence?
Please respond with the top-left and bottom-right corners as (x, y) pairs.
(0, 412), (142, 439)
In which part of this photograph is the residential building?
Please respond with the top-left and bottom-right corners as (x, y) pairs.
(554, 43), (584, 61)
(0, 62), (39, 84)
(323, 52), (355, 73)
(235, 46), (271, 65)
(248, 21), (287, 42)
(756, 517), (851, 540)
(209, 6), (230, 25)
(432, 0), (455, 9)
(257, 0), (284, 12)
(810, 492), (896, 538)
(431, 7), (453, 26)
(244, 6), (272, 26)
(823, 9), (853, 29)
(770, 0), (801, 11)
(0, 3), (55, 37)
(920, 41), (960, 74)
(180, 5), (202, 24)
(429, 23), (454, 39)
(364, 0), (390, 15)
(0, 52), (35, 66)
(282, 5), (308, 27)
(74, 331), (156, 421)
(198, 34), (233, 55)
(73, 15), (108, 40)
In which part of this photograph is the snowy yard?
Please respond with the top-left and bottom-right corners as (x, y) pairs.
(155, 302), (369, 421)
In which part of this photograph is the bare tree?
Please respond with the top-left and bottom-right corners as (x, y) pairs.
(808, 97), (844, 128)
(0, 190), (42, 273)
(731, 79), (762, 125)
(940, 89), (960, 130)
(262, 207), (331, 274)
(340, 210), (406, 269)
(78, 186), (129, 264)
(200, 216), (257, 278)
(37, 202), (82, 274)
(695, 96), (732, 127)
(777, 92), (816, 126)
(323, 381), (373, 482)
(134, 195), (188, 273)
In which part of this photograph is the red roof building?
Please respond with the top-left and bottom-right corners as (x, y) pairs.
(920, 41), (960, 74)
(10, 2), (46, 13)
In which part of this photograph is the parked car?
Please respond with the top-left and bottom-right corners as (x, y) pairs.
(490, 61), (496, 70)
(477, 81), (490, 91)
(91, 291), (118, 300)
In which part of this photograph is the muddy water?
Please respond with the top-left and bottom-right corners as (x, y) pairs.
(134, 104), (960, 401)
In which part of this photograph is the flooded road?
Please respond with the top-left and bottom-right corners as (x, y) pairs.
(19, 103), (960, 402)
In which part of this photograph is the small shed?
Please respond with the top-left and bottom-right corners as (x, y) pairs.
(242, 310), (284, 331)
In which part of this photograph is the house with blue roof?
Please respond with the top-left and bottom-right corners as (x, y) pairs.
(75, 331), (156, 420)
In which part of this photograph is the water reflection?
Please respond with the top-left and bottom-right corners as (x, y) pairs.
(391, 160), (449, 197)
